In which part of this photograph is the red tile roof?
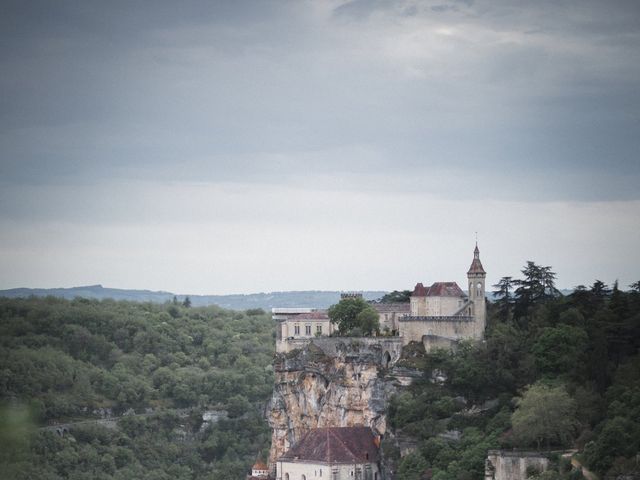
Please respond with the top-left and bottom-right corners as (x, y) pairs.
(253, 461), (268, 470)
(412, 283), (428, 297)
(280, 427), (379, 464)
(427, 282), (465, 297)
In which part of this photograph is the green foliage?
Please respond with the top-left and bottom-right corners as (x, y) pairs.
(531, 325), (588, 379)
(0, 297), (275, 479)
(391, 263), (640, 480)
(376, 290), (412, 303)
(511, 383), (578, 449)
(397, 451), (428, 480)
(327, 297), (379, 335)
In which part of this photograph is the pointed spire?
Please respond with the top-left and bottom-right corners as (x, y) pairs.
(468, 242), (485, 275)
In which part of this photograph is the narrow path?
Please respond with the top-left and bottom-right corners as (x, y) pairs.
(571, 456), (598, 480)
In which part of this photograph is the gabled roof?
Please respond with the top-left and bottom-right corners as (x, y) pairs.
(412, 283), (428, 297)
(427, 282), (465, 297)
(279, 427), (379, 464)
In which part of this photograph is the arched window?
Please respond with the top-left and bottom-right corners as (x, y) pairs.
(285, 474), (289, 480)
(302, 475), (306, 480)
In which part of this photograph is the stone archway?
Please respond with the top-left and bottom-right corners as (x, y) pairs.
(382, 351), (392, 368)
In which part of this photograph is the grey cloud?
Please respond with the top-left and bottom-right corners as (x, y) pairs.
(1, 0), (639, 202)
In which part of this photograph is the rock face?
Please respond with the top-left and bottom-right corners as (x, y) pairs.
(267, 338), (404, 469)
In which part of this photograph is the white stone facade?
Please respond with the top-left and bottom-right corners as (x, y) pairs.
(276, 460), (380, 480)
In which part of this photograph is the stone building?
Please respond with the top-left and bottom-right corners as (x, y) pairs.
(275, 427), (381, 480)
(275, 310), (335, 352)
(398, 244), (486, 350)
(273, 244), (487, 353)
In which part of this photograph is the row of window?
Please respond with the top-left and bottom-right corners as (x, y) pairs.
(282, 471), (377, 480)
(293, 325), (323, 335)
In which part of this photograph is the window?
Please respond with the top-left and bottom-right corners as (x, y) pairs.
(305, 325), (311, 335)
(285, 474), (289, 480)
(302, 475), (306, 480)
(320, 469), (322, 477)
(294, 325), (300, 335)
(317, 325), (322, 334)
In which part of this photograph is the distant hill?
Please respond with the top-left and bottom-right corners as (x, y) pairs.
(0, 285), (388, 310)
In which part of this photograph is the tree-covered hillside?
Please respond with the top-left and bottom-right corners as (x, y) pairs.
(0, 297), (276, 479)
(389, 266), (640, 480)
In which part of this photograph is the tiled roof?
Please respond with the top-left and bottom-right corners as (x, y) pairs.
(412, 283), (428, 297)
(467, 244), (486, 274)
(468, 257), (486, 274)
(372, 303), (411, 313)
(279, 427), (379, 464)
(253, 461), (268, 470)
(427, 282), (465, 297)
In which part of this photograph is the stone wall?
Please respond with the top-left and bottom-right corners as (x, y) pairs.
(485, 450), (550, 480)
(276, 337), (403, 365)
(398, 316), (479, 346)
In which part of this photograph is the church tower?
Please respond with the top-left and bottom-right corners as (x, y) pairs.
(467, 243), (486, 339)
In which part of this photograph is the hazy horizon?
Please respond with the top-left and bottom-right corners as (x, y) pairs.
(1, 1), (639, 294)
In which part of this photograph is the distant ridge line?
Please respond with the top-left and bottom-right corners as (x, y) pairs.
(0, 285), (388, 310)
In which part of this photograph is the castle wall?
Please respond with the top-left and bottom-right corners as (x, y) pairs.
(485, 450), (550, 480)
(276, 337), (403, 365)
(398, 316), (478, 346)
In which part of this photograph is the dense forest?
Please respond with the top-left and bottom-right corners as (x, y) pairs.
(389, 264), (640, 480)
(1, 265), (638, 480)
(0, 298), (275, 479)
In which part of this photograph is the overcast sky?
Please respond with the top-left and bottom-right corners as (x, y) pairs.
(1, 0), (639, 294)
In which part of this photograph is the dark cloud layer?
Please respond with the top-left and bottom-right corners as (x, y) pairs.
(2, 0), (640, 201)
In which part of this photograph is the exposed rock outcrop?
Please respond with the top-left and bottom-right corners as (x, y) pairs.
(267, 338), (405, 469)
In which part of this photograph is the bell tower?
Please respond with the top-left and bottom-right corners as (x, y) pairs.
(467, 242), (486, 339)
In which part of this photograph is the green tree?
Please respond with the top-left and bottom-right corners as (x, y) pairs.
(531, 324), (588, 379)
(355, 307), (380, 336)
(511, 382), (578, 449)
(377, 290), (412, 303)
(492, 276), (514, 322)
(182, 296), (191, 308)
(328, 297), (378, 335)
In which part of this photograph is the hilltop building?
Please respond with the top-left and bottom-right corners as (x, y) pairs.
(275, 427), (380, 480)
(399, 244), (486, 350)
(274, 244), (486, 352)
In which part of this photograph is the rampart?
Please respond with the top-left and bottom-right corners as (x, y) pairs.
(275, 336), (404, 367)
(398, 315), (481, 347)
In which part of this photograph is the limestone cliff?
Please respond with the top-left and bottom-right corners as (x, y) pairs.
(267, 337), (405, 467)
